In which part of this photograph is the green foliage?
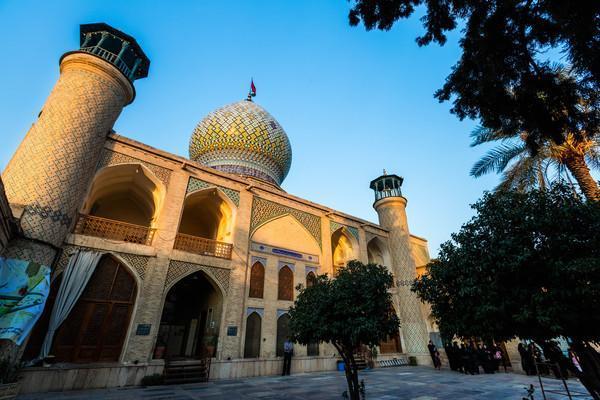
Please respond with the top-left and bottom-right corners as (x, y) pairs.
(412, 185), (600, 343)
(348, 1), (599, 154)
(289, 260), (399, 349)
(289, 260), (398, 400)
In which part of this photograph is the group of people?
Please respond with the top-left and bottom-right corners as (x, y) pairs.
(442, 341), (507, 374)
(517, 341), (582, 379)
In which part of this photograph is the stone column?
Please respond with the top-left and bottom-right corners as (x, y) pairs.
(2, 52), (134, 265)
(122, 168), (189, 362)
(374, 196), (431, 364)
(221, 189), (253, 359)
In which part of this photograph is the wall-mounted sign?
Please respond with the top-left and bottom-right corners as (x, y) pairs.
(227, 326), (238, 336)
(136, 324), (151, 336)
(251, 242), (319, 263)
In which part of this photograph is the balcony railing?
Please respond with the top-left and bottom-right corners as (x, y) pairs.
(74, 214), (155, 245)
(81, 46), (132, 79)
(174, 233), (233, 260)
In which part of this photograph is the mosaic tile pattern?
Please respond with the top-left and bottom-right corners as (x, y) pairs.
(329, 221), (360, 242)
(1, 238), (56, 267)
(250, 197), (321, 248)
(186, 177), (240, 207)
(54, 244), (150, 281)
(96, 149), (172, 186)
(189, 100), (292, 185)
(1, 54), (131, 248)
(166, 260), (231, 294)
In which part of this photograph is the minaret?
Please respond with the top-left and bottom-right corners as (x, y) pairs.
(2, 23), (149, 265)
(370, 172), (431, 363)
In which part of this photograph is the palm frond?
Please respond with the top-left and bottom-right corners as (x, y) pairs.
(496, 155), (539, 192)
(469, 126), (516, 147)
(470, 143), (527, 177)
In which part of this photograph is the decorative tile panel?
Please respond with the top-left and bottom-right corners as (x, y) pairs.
(54, 244), (150, 281)
(96, 149), (172, 186)
(330, 221), (360, 242)
(186, 177), (240, 207)
(165, 260), (230, 294)
(251, 241), (319, 263)
(250, 197), (321, 248)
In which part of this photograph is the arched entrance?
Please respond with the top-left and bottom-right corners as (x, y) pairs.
(23, 254), (137, 363)
(155, 271), (223, 359)
(380, 306), (402, 354)
(331, 227), (358, 275)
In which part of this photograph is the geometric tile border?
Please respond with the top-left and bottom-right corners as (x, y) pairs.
(250, 197), (321, 249)
(96, 149), (172, 186)
(165, 260), (230, 295)
(186, 177), (240, 207)
(54, 244), (150, 281)
(330, 220), (359, 242)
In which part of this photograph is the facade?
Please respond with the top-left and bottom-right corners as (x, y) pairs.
(1, 23), (440, 393)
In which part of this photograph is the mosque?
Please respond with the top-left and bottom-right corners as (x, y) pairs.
(0, 23), (446, 393)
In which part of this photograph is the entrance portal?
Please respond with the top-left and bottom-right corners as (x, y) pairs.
(155, 271), (222, 359)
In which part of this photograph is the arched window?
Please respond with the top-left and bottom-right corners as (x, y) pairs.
(249, 262), (265, 298)
(26, 256), (137, 363)
(306, 271), (316, 288)
(244, 312), (262, 358)
(307, 342), (319, 356)
(276, 314), (290, 357)
(278, 266), (293, 301)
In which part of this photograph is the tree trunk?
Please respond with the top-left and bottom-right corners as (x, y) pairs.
(563, 154), (600, 201)
(334, 342), (361, 400)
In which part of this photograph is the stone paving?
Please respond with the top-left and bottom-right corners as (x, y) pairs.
(18, 366), (592, 400)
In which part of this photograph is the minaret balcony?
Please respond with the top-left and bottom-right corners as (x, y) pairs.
(73, 214), (155, 245)
(173, 232), (233, 260)
(80, 46), (132, 78)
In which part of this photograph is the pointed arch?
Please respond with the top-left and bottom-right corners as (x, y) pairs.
(306, 271), (317, 288)
(331, 226), (359, 274)
(252, 213), (321, 253)
(276, 313), (291, 357)
(244, 312), (262, 358)
(82, 163), (166, 228)
(278, 265), (294, 301)
(249, 261), (265, 298)
(178, 187), (236, 243)
(380, 305), (402, 354)
(24, 253), (138, 363)
(367, 236), (391, 267)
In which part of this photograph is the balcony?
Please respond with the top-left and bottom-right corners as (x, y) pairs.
(174, 233), (233, 260)
(74, 214), (155, 245)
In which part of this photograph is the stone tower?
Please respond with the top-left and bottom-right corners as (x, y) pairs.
(1, 23), (149, 265)
(370, 173), (431, 364)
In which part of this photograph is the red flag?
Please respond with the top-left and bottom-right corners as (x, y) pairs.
(250, 79), (256, 97)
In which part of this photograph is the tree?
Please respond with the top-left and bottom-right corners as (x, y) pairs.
(411, 185), (600, 398)
(470, 126), (600, 192)
(348, 0), (600, 200)
(288, 261), (398, 400)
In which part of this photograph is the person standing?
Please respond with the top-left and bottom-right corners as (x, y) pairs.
(427, 340), (441, 369)
(282, 338), (294, 376)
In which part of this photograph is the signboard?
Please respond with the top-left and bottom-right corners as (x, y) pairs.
(136, 324), (151, 336)
(227, 326), (238, 336)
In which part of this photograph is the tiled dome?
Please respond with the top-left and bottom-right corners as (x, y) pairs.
(189, 100), (292, 186)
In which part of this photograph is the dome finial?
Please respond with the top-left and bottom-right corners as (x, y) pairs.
(247, 78), (256, 101)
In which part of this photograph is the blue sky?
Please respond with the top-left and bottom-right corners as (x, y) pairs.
(0, 1), (503, 256)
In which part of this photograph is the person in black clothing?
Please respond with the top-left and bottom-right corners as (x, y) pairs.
(518, 342), (532, 375)
(453, 342), (463, 373)
(427, 340), (442, 369)
(461, 343), (471, 374)
(445, 343), (456, 371)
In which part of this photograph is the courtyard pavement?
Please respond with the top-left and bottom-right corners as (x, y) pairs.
(18, 366), (592, 400)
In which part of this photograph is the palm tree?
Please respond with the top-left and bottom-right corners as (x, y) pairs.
(470, 126), (600, 198)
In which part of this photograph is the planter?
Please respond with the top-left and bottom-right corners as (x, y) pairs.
(0, 382), (20, 400)
(408, 356), (418, 366)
